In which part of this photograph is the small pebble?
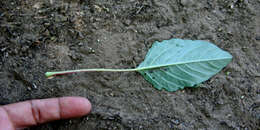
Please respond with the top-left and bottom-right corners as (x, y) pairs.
(27, 87), (32, 91)
(180, 0), (194, 7)
(227, 114), (231, 118)
(33, 84), (37, 89)
(256, 36), (260, 41)
(251, 98), (260, 110)
(33, 2), (41, 9)
(254, 99), (260, 107)
(78, 42), (83, 46)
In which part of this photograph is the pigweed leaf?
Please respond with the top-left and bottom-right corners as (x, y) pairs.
(136, 39), (232, 91)
(45, 38), (232, 92)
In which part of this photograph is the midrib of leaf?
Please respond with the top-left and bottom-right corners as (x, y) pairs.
(136, 57), (231, 71)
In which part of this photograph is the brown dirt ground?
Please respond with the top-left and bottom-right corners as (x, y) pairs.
(0, 0), (260, 129)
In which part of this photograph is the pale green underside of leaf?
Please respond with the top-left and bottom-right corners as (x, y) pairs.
(137, 38), (232, 92)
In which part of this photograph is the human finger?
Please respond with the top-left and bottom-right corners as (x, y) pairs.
(0, 97), (91, 129)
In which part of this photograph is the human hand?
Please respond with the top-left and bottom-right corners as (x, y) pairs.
(0, 97), (91, 130)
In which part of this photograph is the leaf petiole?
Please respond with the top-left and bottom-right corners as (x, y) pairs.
(45, 68), (138, 78)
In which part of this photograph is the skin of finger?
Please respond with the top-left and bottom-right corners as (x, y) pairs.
(31, 98), (60, 124)
(2, 101), (37, 128)
(0, 107), (15, 130)
(59, 97), (92, 119)
(1, 97), (91, 129)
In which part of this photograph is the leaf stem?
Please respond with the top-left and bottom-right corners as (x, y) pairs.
(45, 68), (138, 78)
(45, 57), (232, 78)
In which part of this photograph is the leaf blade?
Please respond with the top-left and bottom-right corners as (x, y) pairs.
(137, 38), (232, 92)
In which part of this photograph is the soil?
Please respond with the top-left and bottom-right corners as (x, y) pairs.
(1, 0), (260, 129)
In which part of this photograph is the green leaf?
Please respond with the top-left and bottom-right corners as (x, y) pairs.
(137, 38), (232, 91)
(45, 38), (232, 92)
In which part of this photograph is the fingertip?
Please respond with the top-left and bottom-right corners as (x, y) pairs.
(59, 97), (92, 119)
(86, 99), (92, 114)
(74, 97), (92, 114)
